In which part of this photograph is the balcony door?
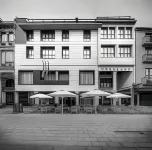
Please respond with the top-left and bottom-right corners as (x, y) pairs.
(1, 51), (14, 67)
(6, 92), (14, 105)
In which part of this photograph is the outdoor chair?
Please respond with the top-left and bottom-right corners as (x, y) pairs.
(85, 106), (93, 114)
(70, 106), (78, 114)
(40, 106), (47, 113)
(55, 106), (62, 114)
(46, 106), (52, 113)
(28, 105), (40, 113)
(102, 107), (108, 114)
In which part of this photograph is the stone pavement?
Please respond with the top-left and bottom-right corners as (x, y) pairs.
(0, 107), (152, 150)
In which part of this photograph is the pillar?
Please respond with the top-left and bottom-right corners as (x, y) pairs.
(1, 92), (6, 103)
(137, 94), (140, 106)
(94, 96), (99, 106)
(131, 87), (134, 105)
(76, 95), (79, 105)
(113, 71), (117, 93)
(14, 92), (19, 103)
(55, 96), (59, 104)
(0, 75), (1, 103)
(56, 71), (58, 80)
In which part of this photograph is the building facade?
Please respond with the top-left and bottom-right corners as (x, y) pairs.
(135, 27), (152, 106)
(0, 19), (15, 105)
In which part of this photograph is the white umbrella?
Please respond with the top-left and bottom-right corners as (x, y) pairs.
(81, 89), (111, 114)
(48, 90), (77, 114)
(30, 93), (52, 105)
(106, 93), (131, 106)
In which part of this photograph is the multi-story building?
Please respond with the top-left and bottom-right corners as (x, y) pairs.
(0, 19), (15, 105)
(135, 27), (152, 106)
(97, 16), (136, 105)
(14, 17), (102, 106)
(14, 16), (137, 106)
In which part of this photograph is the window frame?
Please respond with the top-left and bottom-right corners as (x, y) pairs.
(83, 46), (91, 59)
(145, 68), (152, 77)
(119, 45), (132, 57)
(26, 46), (34, 59)
(101, 45), (115, 57)
(1, 50), (14, 66)
(26, 30), (34, 41)
(79, 70), (95, 85)
(62, 47), (69, 59)
(18, 71), (33, 85)
(83, 30), (91, 41)
(62, 30), (69, 41)
(41, 30), (55, 41)
(41, 47), (55, 59)
(58, 71), (69, 81)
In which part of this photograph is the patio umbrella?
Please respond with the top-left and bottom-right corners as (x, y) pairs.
(106, 93), (131, 105)
(81, 89), (111, 114)
(30, 93), (52, 105)
(48, 90), (77, 114)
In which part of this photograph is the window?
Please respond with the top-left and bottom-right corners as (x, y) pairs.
(41, 30), (55, 41)
(125, 27), (132, 38)
(40, 71), (56, 80)
(101, 27), (108, 39)
(79, 71), (94, 85)
(26, 31), (34, 41)
(145, 47), (152, 55)
(62, 30), (69, 41)
(1, 51), (14, 66)
(101, 27), (115, 39)
(26, 47), (34, 59)
(145, 68), (152, 77)
(101, 45), (115, 57)
(58, 71), (69, 81)
(8, 32), (14, 42)
(100, 78), (112, 88)
(1, 32), (7, 42)
(84, 30), (91, 41)
(19, 71), (33, 84)
(118, 27), (125, 39)
(118, 27), (132, 39)
(118, 45), (132, 57)
(41, 47), (55, 59)
(83, 47), (91, 59)
(62, 47), (69, 59)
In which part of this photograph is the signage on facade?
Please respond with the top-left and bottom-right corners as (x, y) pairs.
(99, 67), (133, 71)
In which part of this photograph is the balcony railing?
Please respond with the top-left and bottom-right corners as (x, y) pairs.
(1, 62), (14, 67)
(142, 54), (152, 63)
(141, 76), (152, 85)
(142, 36), (152, 46)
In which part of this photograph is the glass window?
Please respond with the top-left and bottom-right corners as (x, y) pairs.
(101, 27), (108, 39)
(101, 46), (115, 57)
(100, 78), (112, 88)
(62, 47), (69, 59)
(118, 27), (125, 39)
(146, 68), (152, 77)
(58, 71), (69, 81)
(79, 71), (94, 85)
(118, 45), (131, 57)
(1, 51), (14, 66)
(19, 71), (33, 84)
(1, 32), (8, 42)
(145, 47), (152, 55)
(62, 30), (69, 41)
(41, 30), (55, 41)
(41, 71), (56, 81)
(125, 27), (132, 38)
(26, 47), (34, 59)
(83, 47), (91, 59)
(108, 27), (115, 39)
(27, 31), (34, 41)
(41, 47), (55, 59)
(8, 32), (14, 42)
(84, 30), (91, 41)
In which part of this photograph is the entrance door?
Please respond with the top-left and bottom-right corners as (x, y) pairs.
(6, 92), (14, 105)
(19, 92), (28, 106)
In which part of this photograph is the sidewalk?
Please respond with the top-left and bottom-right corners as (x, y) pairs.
(0, 107), (152, 150)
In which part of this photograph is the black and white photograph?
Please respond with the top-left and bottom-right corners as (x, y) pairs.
(0, 0), (152, 149)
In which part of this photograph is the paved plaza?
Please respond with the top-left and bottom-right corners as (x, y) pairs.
(0, 107), (152, 150)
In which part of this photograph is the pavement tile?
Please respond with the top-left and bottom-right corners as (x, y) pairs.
(137, 148), (152, 150)
(121, 142), (139, 147)
(62, 141), (78, 146)
(107, 142), (122, 147)
(97, 138), (110, 142)
(102, 148), (118, 150)
(69, 147), (85, 150)
(87, 147), (102, 150)
(77, 141), (92, 146)
(118, 148), (136, 150)
(138, 143), (152, 147)
(78, 134), (89, 137)
(53, 146), (70, 150)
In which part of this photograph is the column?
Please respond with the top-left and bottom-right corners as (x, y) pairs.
(76, 95), (79, 105)
(14, 92), (19, 103)
(137, 94), (140, 106)
(113, 71), (117, 93)
(95, 96), (99, 106)
(0, 75), (1, 103)
(55, 96), (59, 104)
(56, 71), (58, 80)
(1, 92), (6, 103)
(131, 87), (134, 105)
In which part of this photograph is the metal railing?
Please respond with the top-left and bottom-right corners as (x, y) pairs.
(142, 54), (152, 62)
(142, 36), (152, 45)
(1, 62), (14, 67)
(141, 76), (152, 85)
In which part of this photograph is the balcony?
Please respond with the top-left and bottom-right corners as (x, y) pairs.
(0, 41), (14, 47)
(141, 76), (152, 86)
(142, 54), (152, 63)
(142, 36), (152, 47)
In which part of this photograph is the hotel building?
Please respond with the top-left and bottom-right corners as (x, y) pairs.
(135, 27), (152, 106)
(0, 19), (15, 105)
(13, 16), (136, 106)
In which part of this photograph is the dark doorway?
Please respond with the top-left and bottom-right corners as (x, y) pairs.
(6, 92), (14, 105)
(19, 92), (28, 106)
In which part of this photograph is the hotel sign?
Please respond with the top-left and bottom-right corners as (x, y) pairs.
(99, 67), (133, 71)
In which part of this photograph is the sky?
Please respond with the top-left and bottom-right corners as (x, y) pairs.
(0, 0), (152, 27)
